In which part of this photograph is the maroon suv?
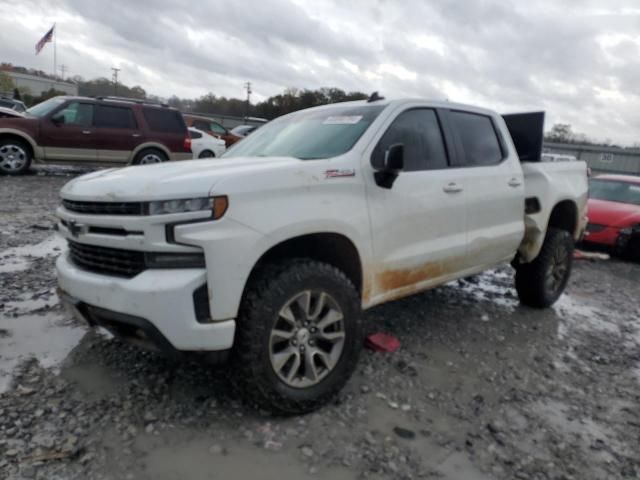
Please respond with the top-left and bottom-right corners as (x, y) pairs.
(0, 96), (192, 175)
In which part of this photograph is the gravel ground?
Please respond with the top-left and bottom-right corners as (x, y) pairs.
(1, 166), (639, 480)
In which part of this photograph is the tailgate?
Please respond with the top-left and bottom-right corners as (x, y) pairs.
(502, 111), (545, 162)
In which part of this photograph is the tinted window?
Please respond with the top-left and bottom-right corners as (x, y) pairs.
(451, 111), (502, 166)
(55, 102), (94, 127)
(189, 130), (203, 139)
(193, 120), (209, 131)
(589, 179), (640, 206)
(0, 100), (13, 108)
(210, 122), (227, 135)
(143, 108), (185, 133)
(95, 105), (137, 129)
(372, 109), (448, 171)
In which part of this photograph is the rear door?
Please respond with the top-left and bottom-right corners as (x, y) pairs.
(93, 104), (141, 163)
(445, 109), (524, 269)
(40, 101), (98, 161)
(365, 108), (468, 302)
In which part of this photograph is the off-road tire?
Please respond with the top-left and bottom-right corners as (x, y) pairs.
(231, 259), (363, 414)
(0, 138), (32, 175)
(515, 228), (574, 308)
(132, 148), (168, 165)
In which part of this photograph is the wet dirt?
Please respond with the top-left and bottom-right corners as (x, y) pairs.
(1, 167), (639, 480)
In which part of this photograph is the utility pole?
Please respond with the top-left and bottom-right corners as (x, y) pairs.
(244, 81), (252, 120)
(111, 67), (121, 95)
(58, 64), (68, 80)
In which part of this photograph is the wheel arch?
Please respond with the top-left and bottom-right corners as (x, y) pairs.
(128, 142), (171, 163)
(548, 199), (579, 238)
(244, 232), (363, 300)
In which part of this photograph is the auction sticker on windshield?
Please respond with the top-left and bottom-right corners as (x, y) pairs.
(323, 115), (363, 125)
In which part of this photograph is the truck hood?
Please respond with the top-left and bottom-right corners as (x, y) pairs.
(587, 198), (640, 228)
(60, 157), (303, 201)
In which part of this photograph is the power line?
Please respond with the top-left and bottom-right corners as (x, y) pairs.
(111, 67), (121, 95)
(58, 64), (68, 79)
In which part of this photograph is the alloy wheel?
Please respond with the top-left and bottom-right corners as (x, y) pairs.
(0, 144), (27, 172)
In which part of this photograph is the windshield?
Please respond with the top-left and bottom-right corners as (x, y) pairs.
(590, 179), (640, 206)
(26, 97), (66, 118)
(224, 104), (385, 160)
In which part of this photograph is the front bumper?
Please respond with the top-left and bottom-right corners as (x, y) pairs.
(56, 252), (235, 352)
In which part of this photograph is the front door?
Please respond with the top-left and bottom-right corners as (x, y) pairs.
(40, 101), (98, 161)
(446, 110), (525, 269)
(365, 108), (467, 304)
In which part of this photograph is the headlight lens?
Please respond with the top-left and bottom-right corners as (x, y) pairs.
(147, 196), (228, 219)
(148, 197), (211, 215)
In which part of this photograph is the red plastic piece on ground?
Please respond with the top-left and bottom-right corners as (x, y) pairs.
(365, 333), (401, 353)
(574, 250), (585, 260)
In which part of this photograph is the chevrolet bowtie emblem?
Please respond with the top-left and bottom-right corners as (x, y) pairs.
(67, 220), (83, 238)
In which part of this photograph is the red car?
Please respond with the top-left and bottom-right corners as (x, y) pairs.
(585, 174), (640, 259)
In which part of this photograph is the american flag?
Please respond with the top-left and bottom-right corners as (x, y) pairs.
(35, 25), (55, 55)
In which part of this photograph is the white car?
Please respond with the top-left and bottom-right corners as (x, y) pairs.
(189, 127), (226, 158)
(56, 97), (588, 414)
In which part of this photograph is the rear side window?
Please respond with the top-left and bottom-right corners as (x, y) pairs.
(143, 108), (185, 133)
(209, 122), (227, 135)
(450, 111), (503, 166)
(192, 120), (209, 131)
(189, 130), (203, 139)
(95, 105), (137, 129)
(372, 109), (448, 171)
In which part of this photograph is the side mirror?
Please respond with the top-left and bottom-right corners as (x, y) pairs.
(384, 143), (404, 172)
(375, 143), (404, 189)
(51, 114), (65, 125)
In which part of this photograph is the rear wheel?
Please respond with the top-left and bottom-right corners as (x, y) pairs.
(198, 150), (215, 158)
(515, 228), (574, 308)
(0, 139), (32, 175)
(133, 148), (167, 165)
(232, 259), (363, 414)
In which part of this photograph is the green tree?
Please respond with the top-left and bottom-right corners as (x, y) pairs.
(0, 71), (15, 93)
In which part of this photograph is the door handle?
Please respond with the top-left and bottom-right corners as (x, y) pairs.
(508, 178), (522, 187)
(131, 133), (141, 138)
(81, 130), (91, 135)
(443, 183), (463, 193)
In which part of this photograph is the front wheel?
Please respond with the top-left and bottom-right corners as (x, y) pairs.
(232, 259), (363, 414)
(515, 228), (574, 308)
(0, 139), (32, 175)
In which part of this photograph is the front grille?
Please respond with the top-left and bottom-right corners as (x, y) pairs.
(68, 240), (146, 278)
(587, 223), (606, 233)
(63, 199), (145, 216)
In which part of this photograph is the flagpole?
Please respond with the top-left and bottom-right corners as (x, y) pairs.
(53, 24), (57, 83)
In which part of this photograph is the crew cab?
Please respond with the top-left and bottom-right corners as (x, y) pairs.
(56, 97), (588, 413)
(0, 96), (192, 175)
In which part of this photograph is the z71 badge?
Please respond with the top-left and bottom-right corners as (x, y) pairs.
(324, 169), (356, 179)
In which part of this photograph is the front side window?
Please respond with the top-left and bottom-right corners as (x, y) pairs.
(210, 122), (227, 135)
(54, 102), (94, 127)
(224, 105), (385, 160)
(94, 105), (137, 129)
(451, 111), (503, 166)
(371, 109), (448, 171)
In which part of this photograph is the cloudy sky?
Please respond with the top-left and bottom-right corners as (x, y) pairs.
(1, 0), (639, 144)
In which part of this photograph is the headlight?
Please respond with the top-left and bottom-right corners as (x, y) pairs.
(147, 196), (228, 219)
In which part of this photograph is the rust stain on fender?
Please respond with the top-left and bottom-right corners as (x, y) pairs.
(377, 262), (447, 292)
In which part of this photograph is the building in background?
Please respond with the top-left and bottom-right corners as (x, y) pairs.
(6, 71), (77, 97)
(544, 142), (640, 177)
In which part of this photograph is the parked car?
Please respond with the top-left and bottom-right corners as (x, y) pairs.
(0, 106), (24, 119)
(0, 96), (192, 175)
(56, 98), (588, 414)
(584, 174), (640, 259)
(189, 127), (226, 158)
(183, 114), (241, 147)
(230, 124), (258, 137)
(0, 96), (27, 113)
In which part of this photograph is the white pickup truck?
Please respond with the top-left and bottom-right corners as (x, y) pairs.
(56, 97), (588, 413)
